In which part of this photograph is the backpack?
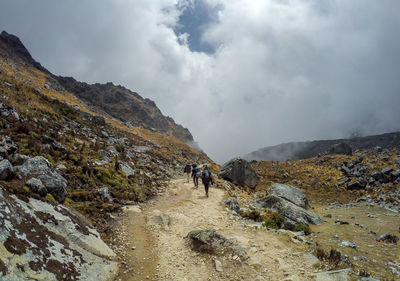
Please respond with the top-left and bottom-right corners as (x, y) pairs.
(202, 169), (211, 183)
(195, 167), (201, 177)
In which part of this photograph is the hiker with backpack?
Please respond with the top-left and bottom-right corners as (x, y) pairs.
(201, 165), (213, 197)
(184, 163), (191, 183)
(191, 163), (201, 188)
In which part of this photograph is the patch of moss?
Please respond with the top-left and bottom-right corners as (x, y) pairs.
(293, 223), (312, 235)
(46, 193), (56, 203)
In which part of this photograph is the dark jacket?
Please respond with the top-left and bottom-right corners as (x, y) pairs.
(184, 164), (191, 173)
(201, 169), (213, 184)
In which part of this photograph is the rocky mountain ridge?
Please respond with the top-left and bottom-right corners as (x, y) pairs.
(244, 131), (400, 161)
(0, 30), (195, 145)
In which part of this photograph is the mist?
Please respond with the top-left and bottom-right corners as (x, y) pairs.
(1, 0), (400, 164)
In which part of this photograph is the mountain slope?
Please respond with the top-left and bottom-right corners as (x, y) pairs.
(244, 131), (400, 161)
(0, 30), (194, 144)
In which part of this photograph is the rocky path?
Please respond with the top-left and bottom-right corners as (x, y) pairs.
(114, 178), (318, 281)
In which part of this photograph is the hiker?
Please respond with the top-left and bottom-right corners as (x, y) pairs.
(191, 163), (201, 188)
(201, 165), (213, 197)
(183, 163), (191, 183)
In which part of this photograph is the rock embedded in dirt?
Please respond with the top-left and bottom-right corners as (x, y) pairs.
(15, 156), (67, 203)
(221, 197), (240, 213)
(0, 159), (13, 180)
(119, 162), (135, 177)
(185, 229), (248, 260)
(376, 232), (398, 244)
(148, 214), (170, 228)
(98, 186), (112, 202)
(338, 240), (358, 249)
(314, 268), (352, 281)
(214, 259), (223, 272)
(267, 183), (310, 209)
(218, 158), (260, 189)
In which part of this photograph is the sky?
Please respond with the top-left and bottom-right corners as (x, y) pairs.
(1, 0), (400, 163)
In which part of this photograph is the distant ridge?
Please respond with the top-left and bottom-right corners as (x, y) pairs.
(0, 30), (195, 144)
(243, 131), (400, 161)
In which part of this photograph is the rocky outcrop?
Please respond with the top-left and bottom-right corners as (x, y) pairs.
(15, 156), (67, 203)
(186, 229), (248, 260)
(218, 158), (260, 189)
(0, 188), (117, 281)
(253, 184), (321, 229)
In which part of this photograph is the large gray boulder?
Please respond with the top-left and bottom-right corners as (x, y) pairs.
(267, 183), (310, 209)
(254, 195), (322, 229)
(218, 158), (260, 189)
(328, 142), (352, 156)
(0, 188), (117, 281)
(15, 156), (67, 203)
(186, 229), (248, 260)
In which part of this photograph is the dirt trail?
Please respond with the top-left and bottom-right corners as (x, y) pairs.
(115, 178), (318, 281)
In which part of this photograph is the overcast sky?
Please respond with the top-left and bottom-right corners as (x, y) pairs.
(1, 0), (400, 163)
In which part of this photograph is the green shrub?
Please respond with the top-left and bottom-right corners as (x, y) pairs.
(293, 223), (312, 235)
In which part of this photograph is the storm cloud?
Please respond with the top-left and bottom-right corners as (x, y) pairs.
(1, 0), (399, 163)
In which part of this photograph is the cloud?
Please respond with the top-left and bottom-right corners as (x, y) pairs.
(1, 0), (400, 164)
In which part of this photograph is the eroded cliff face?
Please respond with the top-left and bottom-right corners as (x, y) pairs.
(0, 188), (117, 281)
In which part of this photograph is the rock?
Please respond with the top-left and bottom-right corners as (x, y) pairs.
(381, 166), (393, 175)
(15, 156), (67, 203)
(221, 197), (240, 213)
(107, 146), (119, 156)
(347, 178), (367, 190)
(43, 135), (68, 153)
(376, 232), (398, 244)
(148, 214), (170, 228)
(335, 220), (349, 225)
(91, 115), (106, 126)
(214, 259), (223, 272)
(56, 163), (67, 170)
(119, 162), (135, 177)
(339, 240), (357, 249)
(267, 183), (310, 209)
(133, 146), (152, 153)
(26, 178), (47, 197)
(98, 186), (112, 202)
(314, 268), (352, 281)
(0, 188), (117, 281)
(324, 214), (332, 218)
(328, 143), (352, 156)
(186, 229), (248, 260)
(390, 170), (400, 181)
(218, 158), (260, 189)
(10, 153), (29, 165)
(253, 195), (322, 228)
(0, 159), (13, 180)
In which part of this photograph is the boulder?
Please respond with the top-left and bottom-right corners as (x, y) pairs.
(218, 158), (260, 189)
(148, 214), (170, 228)
(15, 156), (67, 203)
(267, 183), (310, 209)
(221, 197), (240, 213)
(98, 187), (112, 202)
(0, 188), (117, 281)
(26, 178), (47, 197)
(0, 159), (13, 180)
(119, 162), (135, 177)
(376, 232), (398, 244)
(253, 195), (322, 228)
(328, 143), (352, 156)
(186, 229), (248, 260)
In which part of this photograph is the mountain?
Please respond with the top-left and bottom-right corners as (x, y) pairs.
(243, 131), (400, 161)
(0, 30), (194, 144)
